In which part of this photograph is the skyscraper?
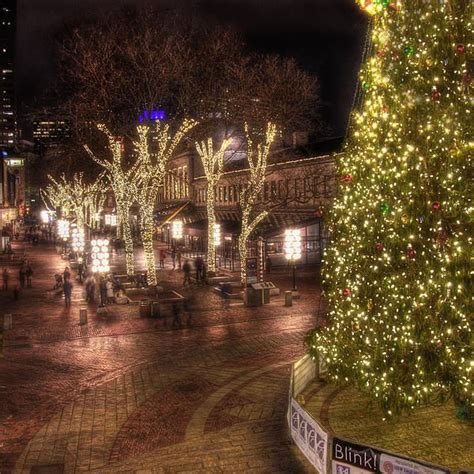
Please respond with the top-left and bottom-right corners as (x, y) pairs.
(0, 0), (16, 148)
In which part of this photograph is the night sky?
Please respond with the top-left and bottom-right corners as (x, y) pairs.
(16, 0), (367, 136)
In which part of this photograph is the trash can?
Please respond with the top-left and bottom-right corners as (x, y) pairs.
(285, 290), (293, 307)
(79, 308), (88, 325)
(139, 300), (151, 318)
(151, 301), (161, 319)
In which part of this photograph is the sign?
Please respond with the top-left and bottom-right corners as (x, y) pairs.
(333, 460), (373, 474)
(332, 438), (380, 473)
(245, 257), (258, 285)
(379, 453), (449, 474)
(290, 398), (328, 473)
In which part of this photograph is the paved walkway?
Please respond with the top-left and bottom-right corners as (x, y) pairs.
(0, 240), (321, 473)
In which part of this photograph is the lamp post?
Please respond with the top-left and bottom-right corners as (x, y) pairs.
(91, 238), (110, 310)
(284, 229), (301, 292)
(213, 223), (221, 270)
(171, 219), (183, 249)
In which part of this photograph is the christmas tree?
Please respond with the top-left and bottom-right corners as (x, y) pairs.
(307, 0), (473, 417)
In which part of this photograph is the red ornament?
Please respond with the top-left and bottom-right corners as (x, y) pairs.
(388, 2), (397, 10)
(343, 288), (352, 298)
(375, 242), (384, 252)
(406, 247), (416, 259)
(456, 44), (465, 54)
(431, 89), (441, 101)
(377, 49), (385, 58)
(342, 174), (353, 183)
(382, 105), (389, 114)
(432, 201), (442, 211)
(462, 73), (472, 86)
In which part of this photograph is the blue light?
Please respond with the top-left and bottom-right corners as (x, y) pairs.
(1, 150), (7, 157)
(138, 109), (166, 123)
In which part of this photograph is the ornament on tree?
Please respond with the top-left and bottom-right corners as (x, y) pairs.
(437, 228), (448, 250)
(406, 246), (416, 259)
(403, 46), (414, 57)
(342, 174), (353, 183)
(456, 43), (465, 54)
(401, 214), (409, 224)
(362, 82), (371, 92)
(425, 57), (433, 66)
(367, 300), (374, 310)
(375, 242), (384, 252)
(432, 201), (442, 211)
(431, 89), (441, 101)
(343, 288), (352, 298)
(379, 203), (390, 214)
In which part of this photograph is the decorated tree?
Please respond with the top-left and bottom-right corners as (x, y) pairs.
(132, 119), (197, 287)
(307, 0), (473, 417)
(195, 137), (232, 274)
(238, 123), (277, 286)
(85, 125), (139, 277)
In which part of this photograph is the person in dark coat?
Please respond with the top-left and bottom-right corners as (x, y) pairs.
(26, 264), (33, 288)
(63, 278), (73, 308)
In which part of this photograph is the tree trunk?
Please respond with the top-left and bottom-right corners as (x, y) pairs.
(238, 231), (249, 287)
(117, 203), (134, 276)
(140, 205), (157, 287)
(207, 186), (216, 274)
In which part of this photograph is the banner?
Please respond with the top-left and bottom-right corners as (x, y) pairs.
(379, 453), (449, 474)
(332, 438), (380, 473)
(290, 398), (328, 473)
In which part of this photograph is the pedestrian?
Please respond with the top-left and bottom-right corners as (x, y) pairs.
(19, 264), (26, 289)
(195, 256), (204, 283)
(77, 258), (84, 283)
(85, 274), (96, 303)
(106, 278), (114, 304)
(171, 248), (176, 270)
(26, 263), (33, 288)
(63, 267), (71, 282)
(159, 249), (166, 269)
(2, 268), (9, 290)
(99, 278), (107, 306)
(176, 249), (182, 269)
(182, 259), (192, 286)
(171, 303), (181, 329)
(63, 277), (73, 308)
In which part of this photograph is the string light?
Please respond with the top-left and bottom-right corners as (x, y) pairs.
(71, 226), (85, 252)
(85, 125), (138, 277)
(195, 137), (232, 273)
(57, 219), (70, 241)
(172, 220), (183, 240)
(131, 119), (198, 286)
(214, 223), (222, 247)
(284, 229), (302, 261)
(238, 122), (277, 285)
(308, 0), (472, 417)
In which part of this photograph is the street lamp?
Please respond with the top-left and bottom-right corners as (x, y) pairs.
(71, 226), (85, 253)
(57, 219), (70, 241)
(172, 219), (183, 240)
(284, 228), (301, 291)
(91, 238), (110, 274)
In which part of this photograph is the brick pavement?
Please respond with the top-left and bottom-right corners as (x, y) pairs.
(0, 240), (321, 473)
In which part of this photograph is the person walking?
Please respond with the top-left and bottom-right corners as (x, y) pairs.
(2, 268), (9, 290)
(85, 274), (96, 303)
(171, 248), (176, 270)
(63, 267), (71, 282)
(159, 249), (166, 269)
(77, 258), (84, 283)
(19, 264), (26, 289)
(195, 256), (204, 284)
(26, 264), (33, 288)
(99, 278), (107, 306)
(63, 277), (73, 308)
(106, 278), (114, 304)
(182, 259), (192, 286)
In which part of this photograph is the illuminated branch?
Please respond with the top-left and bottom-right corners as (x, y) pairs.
(85, 124), (138, 276)
(132, 119), (198, 286)
(238, 122), (277, 285)
(196, 136), (232, 273)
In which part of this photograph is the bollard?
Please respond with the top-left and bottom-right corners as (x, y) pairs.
(79, 308), (88, 325)
(3, 314), (12, 330)
(284, 290), (293, 307)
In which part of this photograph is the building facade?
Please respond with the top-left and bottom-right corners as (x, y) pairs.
(0, 0), (16, 148)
